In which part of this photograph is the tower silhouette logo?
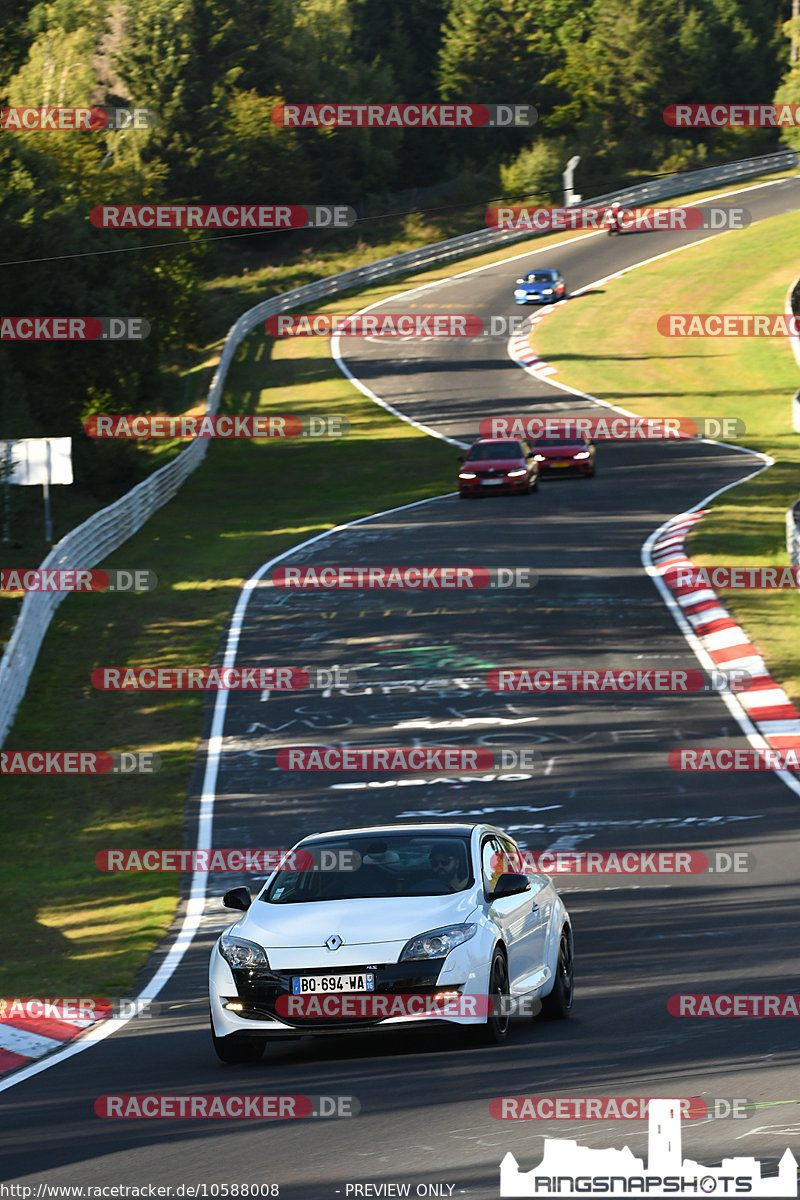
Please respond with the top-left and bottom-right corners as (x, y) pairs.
(500, 1098), (797, 1197)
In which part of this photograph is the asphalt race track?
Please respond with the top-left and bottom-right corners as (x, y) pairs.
(1, 177), (800, 1198)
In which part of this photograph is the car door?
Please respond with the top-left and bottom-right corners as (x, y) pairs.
(481, 834), (546, 994)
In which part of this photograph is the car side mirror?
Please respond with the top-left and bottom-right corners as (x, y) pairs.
(490, 872), (531, 899)
(223, 886), (252, 911)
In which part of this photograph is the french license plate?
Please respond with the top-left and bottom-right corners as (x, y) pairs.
(481, 479), (504, 486)
(292, 973), (375, 995)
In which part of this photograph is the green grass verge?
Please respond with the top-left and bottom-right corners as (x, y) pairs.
(1, 165), (796, 997)
(532, 208), (800, 703)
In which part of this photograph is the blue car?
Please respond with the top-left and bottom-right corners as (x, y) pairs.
(514, 268), (566, 305)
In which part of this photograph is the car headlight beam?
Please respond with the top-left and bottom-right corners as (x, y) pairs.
(399, 923), (477, 961)
(507, 468), (527, 478)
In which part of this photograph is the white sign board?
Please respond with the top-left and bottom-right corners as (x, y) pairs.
(0, 438), (73, 485)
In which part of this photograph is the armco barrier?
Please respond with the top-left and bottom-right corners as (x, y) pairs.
(0, 148), (797, 746)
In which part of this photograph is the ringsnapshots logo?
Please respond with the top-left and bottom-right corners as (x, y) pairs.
(271, 565), (535, 588)
(498, 1098), (798, 1197)
(478, 416), (746, 440)
(83, 415), (347, 438)
(90, 205), (355, 229)
(270, 103), (537, 128)
(0, 106), (157, 131)
(664, 103), (800, 127)
(1, 750), (160, 775)
(486, 206), (749, 232)
(1, 318), (149, 340)
(0, 568), (156, 593)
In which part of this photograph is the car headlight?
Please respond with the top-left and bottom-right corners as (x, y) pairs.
(459, 471), (477, 479)
(219, 930), (269, 969)
(541, 288), (553, 294)
(507, 468), (527, 477)
(514, 289), (526, 296)
(534, 454), (546, 462)
(400, 924), (477, 961)
(574, 451), (590, 459)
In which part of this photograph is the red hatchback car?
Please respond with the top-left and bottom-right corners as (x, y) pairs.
(531, 436), (596, 477)
(457, 438), (539, 497)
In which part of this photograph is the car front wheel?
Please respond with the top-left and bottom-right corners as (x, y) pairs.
(476, 950), (511, 1044)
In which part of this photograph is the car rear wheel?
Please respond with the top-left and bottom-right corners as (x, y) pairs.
(540, 928), (573, 1019)
(211, 1010), (267, 1063)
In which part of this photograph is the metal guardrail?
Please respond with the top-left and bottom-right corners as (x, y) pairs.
(0, 148), (797, 746)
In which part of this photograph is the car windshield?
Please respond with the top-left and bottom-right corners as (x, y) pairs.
(261, 833), (474, 902)
(466, 442), (523, 460)
(533, 437), (588, 447)
(523, 272), (556, 282)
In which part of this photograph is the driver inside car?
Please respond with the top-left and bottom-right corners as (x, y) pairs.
(428, 842), (470, 891)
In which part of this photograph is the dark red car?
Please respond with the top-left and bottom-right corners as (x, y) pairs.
(457, 438), (539, 497)
(531, 436), (595, 477)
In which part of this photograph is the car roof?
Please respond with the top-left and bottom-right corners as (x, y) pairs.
(470, 437), (524, 445)
(297, 822), (496, 843)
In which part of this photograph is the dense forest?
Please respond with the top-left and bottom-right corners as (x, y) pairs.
(0, 0), (796, 499)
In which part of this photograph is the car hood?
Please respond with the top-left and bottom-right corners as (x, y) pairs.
(518, 281), (554, 291)
(239, 892), (479, 950)
(462, 457), (525, 470)
(535, 445), (585, 457)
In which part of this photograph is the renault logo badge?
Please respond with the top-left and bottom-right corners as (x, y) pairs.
(325, 934), (343, 951)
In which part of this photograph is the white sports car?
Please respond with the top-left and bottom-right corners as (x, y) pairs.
(209, 822), (573, 1062)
